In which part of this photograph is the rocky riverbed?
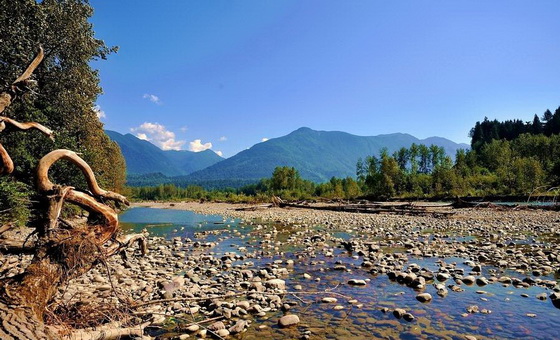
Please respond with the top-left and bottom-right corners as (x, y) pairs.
(6, 202), (559, 339)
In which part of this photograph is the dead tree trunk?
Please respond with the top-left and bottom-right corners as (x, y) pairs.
(0, 48), (146, 339)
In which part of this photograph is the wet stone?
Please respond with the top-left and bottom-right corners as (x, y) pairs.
(348, 279), (367, 286)
(416, 293), (432, 303)
(393, 308), (407, 319)
(403, 313), (415, 322)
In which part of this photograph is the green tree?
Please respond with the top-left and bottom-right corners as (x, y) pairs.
(432, 156), (456, 196)
(418, 144), (430, 174)
(342, 177), (361, 199)
(0, 0), (125, 197)
(377, 149), (400, 198)
(394, 147), (408, 171)
(409, 143), (419, 173)
(531, 114), (543, 135)
(271, 166), (298, 192)
(479, 139), (512, 172)
(510, 157), (544, 194)
(429, 144), (444, 171)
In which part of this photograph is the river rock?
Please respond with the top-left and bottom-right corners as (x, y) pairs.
(348, 279), (367, 286)
(403, 313), (415, 322)
(216, 329), (230, 337)
(266, 279), (286, 290)
(466, 305), (479, 314)
(278, 314), (300, 327)
(416, 293), (432, 303)
(476, 277), (489, 286)
(185, 324), (200, 332)
(229, 320), (248, 334)
(436, 273), (450, 281)
(537, 293), (547, 301)
(207, 321), (226, 331)
(462, 276), (476, 285)
(393, 308), (406, 319)
(237, 300), (250, 310)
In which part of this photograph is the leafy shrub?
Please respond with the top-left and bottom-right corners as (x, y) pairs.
(0, 177), (31, 227)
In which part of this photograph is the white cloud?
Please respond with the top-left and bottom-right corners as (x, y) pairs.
(130, 122), (185, 150)
(219, 136), (227, 142)
(180, 126), (188, 132)
(93, 105), (106, 119)
(136, 133), (148, 140)
(142, 93), (162, 105)
(215, 150), (223, 157)
(189, 139), (212, 152)
(261, 137), (269, 142)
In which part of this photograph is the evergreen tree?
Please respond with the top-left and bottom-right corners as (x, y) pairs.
(531, 114), (543, 134)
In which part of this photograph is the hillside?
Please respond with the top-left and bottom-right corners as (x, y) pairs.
(105, 130), (223, 176)
(186, 127), (469, 183)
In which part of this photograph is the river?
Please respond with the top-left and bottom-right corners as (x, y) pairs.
(120, 206), (560, 339)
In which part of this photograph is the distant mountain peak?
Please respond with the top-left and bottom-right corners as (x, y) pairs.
(186, 127), (469, 184)
(106, 130), (223, 177)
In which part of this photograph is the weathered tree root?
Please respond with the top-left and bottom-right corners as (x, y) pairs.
(0, 47), (147, 339)
(0, 142), (14, 175)
(0, 116), (54, 175)
(38, 149), (128, 205)
(1, 46), (49, 175)
(0, 46), (44, 114)
(67, 322), (149, 340)
(0, 116), (54, 138)
(0, 149), (144, 339)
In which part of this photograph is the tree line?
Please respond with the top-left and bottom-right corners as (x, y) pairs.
(131, 114), (560, 202)
(356, 134), (559, 198)
(470, 107), (560, 151)
(129, 166), (362, 202)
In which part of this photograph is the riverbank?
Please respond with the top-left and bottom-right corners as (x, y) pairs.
(41, 202), (560, 339)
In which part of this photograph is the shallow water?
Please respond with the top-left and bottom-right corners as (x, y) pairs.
(120, 207), (560, 340)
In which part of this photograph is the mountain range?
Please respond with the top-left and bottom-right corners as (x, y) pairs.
(105, 130), (223, 176)
(107, 127), (469, 186)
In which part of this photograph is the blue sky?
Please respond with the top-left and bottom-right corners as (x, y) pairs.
(90, 1), (560, 158)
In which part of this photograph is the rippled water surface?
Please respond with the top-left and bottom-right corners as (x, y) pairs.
(120, 207), (560, 340)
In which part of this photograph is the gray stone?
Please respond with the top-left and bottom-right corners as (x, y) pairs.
(278, 314), (300, 327)
(265, 279), (286, 290)
(416, 293), (432, 303)
(228, 320), (248, 334)
(348, 279), (367, 286)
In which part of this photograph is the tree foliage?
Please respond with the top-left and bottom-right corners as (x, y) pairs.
(0, 0), (124, 189)
(356, 130), (560, 199)
(0, 0), (125, 221)
(470, 107), (560, 151)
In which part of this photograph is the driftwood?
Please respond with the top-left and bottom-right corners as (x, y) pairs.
(279, 201), (455, 217)
(234, 203), (273, 211)
(453, 197), (560, 211)
(0, 47), (146, 339)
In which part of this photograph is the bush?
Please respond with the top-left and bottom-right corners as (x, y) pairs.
(0, 177), (31, 227)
